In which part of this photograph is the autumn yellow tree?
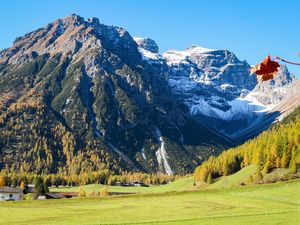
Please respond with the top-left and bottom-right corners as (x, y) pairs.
(20, 181), (25, 189)
(0, 176), (5, 187)
(207, 173), (212, 184)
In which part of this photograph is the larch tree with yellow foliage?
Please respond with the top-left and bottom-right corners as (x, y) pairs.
(0, 176), (5, 187)
(20, 181), (25, 189)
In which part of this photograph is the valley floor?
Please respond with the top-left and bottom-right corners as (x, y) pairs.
(0, 177), (300, 225)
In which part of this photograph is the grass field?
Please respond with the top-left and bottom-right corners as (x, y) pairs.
(1, 176), (300, 225)
(50, 176), (197, 194)
(209, 165), (256, 189)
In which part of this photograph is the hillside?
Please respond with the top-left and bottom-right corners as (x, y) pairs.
(194, 106), (300, 183)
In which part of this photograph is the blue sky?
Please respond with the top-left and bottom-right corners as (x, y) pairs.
(1, 0), (300, 75)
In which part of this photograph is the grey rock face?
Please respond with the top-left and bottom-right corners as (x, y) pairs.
(251, 65), (297, 105)
(0, 14), (141, 69)
(163, 46), (257, 114)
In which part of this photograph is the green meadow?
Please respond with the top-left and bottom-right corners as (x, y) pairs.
(50, 176), (197, 194)
(1, 173), (300, 225)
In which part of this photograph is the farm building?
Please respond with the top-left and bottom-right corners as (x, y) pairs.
(26, 184), (35, 193)
(0, 187), (24, 201)
(44, 192), (78, 199)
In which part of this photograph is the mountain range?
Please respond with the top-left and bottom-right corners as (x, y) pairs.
(0, 14), (299, 175)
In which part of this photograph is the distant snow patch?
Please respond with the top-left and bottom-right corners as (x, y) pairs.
(141, 148), (146, 160)
(163, 45), (215, 66)
(138, 48), (164, 63)
(65, 97), (71, 105)
(190, 93), (268, 121)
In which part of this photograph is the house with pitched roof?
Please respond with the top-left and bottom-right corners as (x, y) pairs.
(0, 187), (23, 201)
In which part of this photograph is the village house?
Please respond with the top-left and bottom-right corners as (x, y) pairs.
(0, 187), (24, 201)
(114, 180), (149, 187)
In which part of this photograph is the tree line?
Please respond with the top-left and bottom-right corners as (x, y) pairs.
(0, 170), (176, 188)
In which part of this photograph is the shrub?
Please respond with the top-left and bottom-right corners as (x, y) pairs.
(100, 186), (108, 197)
(78, 186), (86, 197)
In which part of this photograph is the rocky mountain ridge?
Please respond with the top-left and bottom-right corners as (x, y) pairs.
(0, 14), (299, 175)
(0, 14), (234, 175)
(135, 37), (299, 141)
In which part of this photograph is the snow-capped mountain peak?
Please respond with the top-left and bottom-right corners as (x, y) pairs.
(134, 37), (164, 63)
(122, 35), (299, 142)
(163, 45), (216, 66)
(160, 43), (299, 140)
